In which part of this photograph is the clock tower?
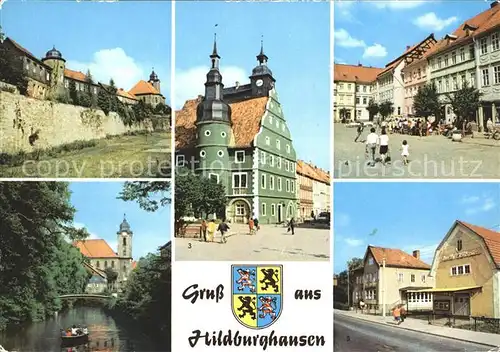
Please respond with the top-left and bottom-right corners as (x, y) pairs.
(249, 40), (275, 97)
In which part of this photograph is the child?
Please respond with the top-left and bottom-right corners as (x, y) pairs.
(401, 140), (409, 165)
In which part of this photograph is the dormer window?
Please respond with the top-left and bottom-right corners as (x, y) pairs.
(235, 151), (245, 163)
(457, 239), (463, 251)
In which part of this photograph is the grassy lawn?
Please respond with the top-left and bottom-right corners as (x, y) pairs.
(0, 132), (172, 178)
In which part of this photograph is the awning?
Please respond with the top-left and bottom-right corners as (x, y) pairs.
(407, 286), (482, 293)
(399, 286), (433, 291)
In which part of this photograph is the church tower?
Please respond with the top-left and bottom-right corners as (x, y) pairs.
(117, 215), (133, 259)
(249, 40), (276, 97)
(195, 35), (232, 192)
(42, 46), (66, 97)
(148, 68), (161, 93)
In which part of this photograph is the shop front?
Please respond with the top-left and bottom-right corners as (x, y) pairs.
(408, 286), (482, 316)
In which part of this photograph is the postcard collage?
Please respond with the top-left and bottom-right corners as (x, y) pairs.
(1, 0), (500, 351)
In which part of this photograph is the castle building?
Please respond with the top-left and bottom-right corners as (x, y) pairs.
(175, 38), (298, 224)
(74, 216), (136, 291)
(1, 37), (165, 107)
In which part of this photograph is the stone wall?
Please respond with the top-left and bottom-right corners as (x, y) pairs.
(0, 91), (146, 154)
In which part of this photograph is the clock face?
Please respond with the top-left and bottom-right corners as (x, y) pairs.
(256, 79), (264, 87)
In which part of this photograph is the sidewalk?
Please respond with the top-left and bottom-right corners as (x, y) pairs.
(335, 309), (500, 348)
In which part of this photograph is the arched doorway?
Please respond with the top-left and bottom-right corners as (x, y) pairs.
(277, 204), (283, 224)
(227, 199), (251, 224)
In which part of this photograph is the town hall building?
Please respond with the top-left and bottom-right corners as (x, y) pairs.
(74, 216), (136, 292)
(175, 38), (298, 224)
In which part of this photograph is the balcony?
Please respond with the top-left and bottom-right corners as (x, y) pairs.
(232, 188), (248, 195)
(364, 281), (378, 288)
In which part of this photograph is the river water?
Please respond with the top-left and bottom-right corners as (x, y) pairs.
(0, 306), (163, 352)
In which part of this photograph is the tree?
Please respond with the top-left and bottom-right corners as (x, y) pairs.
(104, 267), (119, 292)
(378, 101), (394, 121)
(79, 70), (94, 108)
(413, 83), (441, 121)
(446, 82), (481, 129)
(334, 257), (363, 308)
(108, 78), (119, 112)
(0, 182), (90, 330)
(174, 172), (227, 221)
(68, 79), (79, 105)
(97, 87), (110, 115)
(366, 100), (379, 121)
(154, 102), (171, 115)
(0, 43), (28, 95)
(119, 181), (171, 212)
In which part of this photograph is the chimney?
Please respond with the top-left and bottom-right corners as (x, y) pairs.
(406, 45), (411, 50)
(413, 250), (420, 260)
(491, 0), (499, 8)
(235, 81), (240, 89)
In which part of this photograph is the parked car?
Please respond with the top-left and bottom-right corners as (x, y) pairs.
(317, 212), (331, 223)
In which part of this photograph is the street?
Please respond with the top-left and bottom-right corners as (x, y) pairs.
(334, 313), (492, 352)
(175, 224), (330, 261)
(334, 125), (500, 179)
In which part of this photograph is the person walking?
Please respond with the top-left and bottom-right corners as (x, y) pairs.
(254, 217), (260, 232)
(355, 122), (364, 142)
(248, 218), (255, 235)
(217, 219), (230, 244)
(378, 127), (390, 165)
(287, 218), (296, 235)
(207, 219), (217, 242)
(487, 118), (493, 134)
(400, 305), (407, 323)
(392, 306), (402, 325)
(201, 219), (207, 242)
(401, 140), (410, 166)
(365, 127), (379, 167)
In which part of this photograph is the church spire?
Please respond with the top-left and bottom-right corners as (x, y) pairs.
(256, 35), (268, 65)
(210, 32), (220, 69)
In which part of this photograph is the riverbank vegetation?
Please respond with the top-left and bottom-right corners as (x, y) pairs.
(0, 182), (91, 330)
(116, 181), (171, 346)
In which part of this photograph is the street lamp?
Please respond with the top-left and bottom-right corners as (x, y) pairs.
(382, 257), (386, 318)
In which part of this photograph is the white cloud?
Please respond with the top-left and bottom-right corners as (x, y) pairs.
(174, 66), (247, 110)
(375, 1), (426, 10)
(73, 222), (99, 239)
(363, 43), (388, 58)
(345, 238), (364, 247)
(413, 12), (458, 31)
(460, 194), (497, 215)
(66, 48), (145, 91)
(461, 195), (480, 204)
(334, 2), (359, 23)
(334, 29), (366, 48)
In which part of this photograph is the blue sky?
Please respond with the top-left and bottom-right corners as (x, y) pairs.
(334, 1), (489, 67)
(334, 182), (500, 273)
(69, 182), (171, 260)
(175, 2), (330, 170)
(2, 1), (171, 103)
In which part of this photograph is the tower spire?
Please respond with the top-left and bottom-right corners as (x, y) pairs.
(257, 35), (268, 65)
(210, 28), (220, 69)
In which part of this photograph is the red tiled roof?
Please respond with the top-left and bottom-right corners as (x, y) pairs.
(175, 96), (268, 149)
(366, 245), (431, 270)
(334, 64), (383, 83)
(73, 239), (117, 258)
(297, 160), (330, 184)
(64, 68), (87, 82)
(457, 221), (500, 266)
(117, 88), (137, 100)
(429, 4), (500, 57)
(129, 80), (161, 96)
(131, 261), (137, 269)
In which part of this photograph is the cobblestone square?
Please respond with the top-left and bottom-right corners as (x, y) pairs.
(175, 224), (330, 261)
(334, 125), (500, 179)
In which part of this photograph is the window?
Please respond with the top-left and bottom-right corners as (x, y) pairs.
(437, 57), (442, 68)
(483, 68), (490, 86)
(285, 160), (289, 171)
(411, 274), (415, 283)
(265, 136), (270, 145)
(286, 145), (291, 153)
(236, 204), (245, 216)
(123, 250), (126, 256)
(452, 76), (458, 90)
(96, 261), (100, 268)
(276, 120), (279, 129)
(460, 48), (466, 61)
(261, 174), (266, 189)
(105, 261), (108, 268)
(235, 151), (245, 163)
(277, 177), (282, 191)
(452, 52), (457, 64)
(221, 131), (227, 138)
(494, 65), (500, 85)
(286, 179), (290, 192)
(269, 176), (275, 190)
(209, 173), (219, 183)
(269, 115), (273, 124)
(363, 97), (367, 104)
(451, 264), (471, 276)
(457, 239), (463, 251)
(363, 86), (367, 92)
(470, 44), (475, 59)
(276, 140), (281, 150)
(200, 150), (206, 158)
(217, 150), (224, 157)
(176, 155), (185, 167)
(461, 74), (466, 87)
(356, 97), (360, 104)
(464, 264), (470, 274)
(111, 261), (115, 268)
(492, 33), (500, 51)
(445, 78), (450, 92)
(444, 55), (448, 66)
(421, 274), (426, 283)
(233, 172), (247, 189)
(269, 155), (274, 167)
(46, 73), (50, 81)
(260, 151), (266, 164)
(398, 273), (404, 282)
(277, 157), (282, 169)
(481, 38), (488, 54)
(271, 204), (276, 216)
(262, 203), (267, 216)
(291, 180), (295, 192)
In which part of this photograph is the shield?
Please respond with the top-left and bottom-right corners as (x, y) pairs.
(231, 264), (283, 330)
